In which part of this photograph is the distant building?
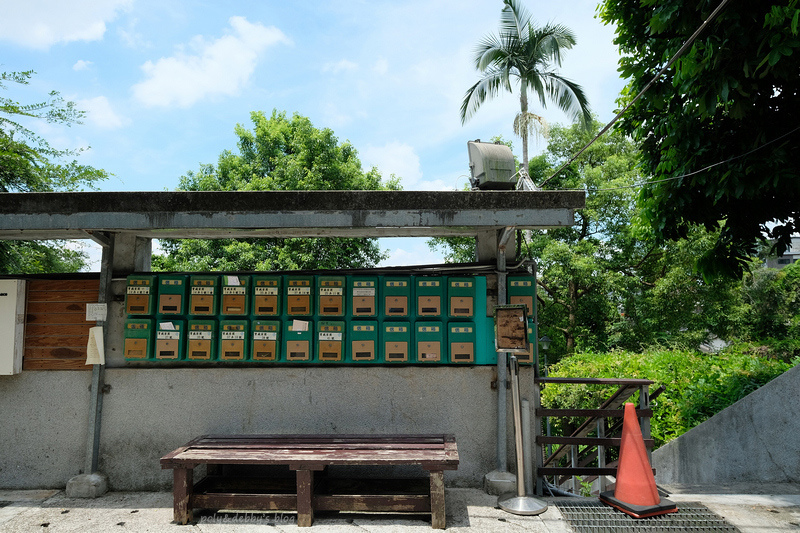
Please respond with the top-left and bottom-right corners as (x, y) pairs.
(766, 236), (800, 269)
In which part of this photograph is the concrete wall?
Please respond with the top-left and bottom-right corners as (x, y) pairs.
(0, 366), (534, 490)
(653, 362), (800, 484)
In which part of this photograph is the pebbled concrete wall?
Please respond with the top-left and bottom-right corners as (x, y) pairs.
(0, 366), (533, 490)
(653, 362), (800, 485)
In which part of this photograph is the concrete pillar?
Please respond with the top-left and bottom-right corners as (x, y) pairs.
(112, 234), (152, 275)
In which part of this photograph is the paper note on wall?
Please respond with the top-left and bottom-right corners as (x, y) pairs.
(86, 326), (105, 365)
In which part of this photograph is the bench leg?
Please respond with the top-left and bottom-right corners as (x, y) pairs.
(173, 467), (193, 525)
(296, 469), (314, 527)
(430, 470), (446, 529)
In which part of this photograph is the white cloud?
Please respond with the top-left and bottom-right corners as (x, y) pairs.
(322, 59), (358, 74)
(378, 238), (445, 267)
(0, 0), (132, 50)
(131, 16), (291, 108)
(372, 58), (389, 75)
(73, 60), (93, 71)
(77, 96), (128, 130)
(361, 142), (423, 188)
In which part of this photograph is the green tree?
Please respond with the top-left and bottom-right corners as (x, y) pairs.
(1, 70), (108, 274)
(153, 110), (401, 272)
(598, 0), (800, 279)
(460, 0), (591, 176)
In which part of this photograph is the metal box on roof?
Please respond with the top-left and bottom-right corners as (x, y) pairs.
(157, 275), (187, 315)
(416, 277), (444, 318)
(219, 320), (248, 361)
(448, 277), (476, 319)
(155, 319), (185, 360)
(449, 322), (476, 364)
(251, 320), (280, 362)
(189, 275), (219, 316)
(383, 321), (411, 363)
(349, 321), (378, 362)
(467, 140), (516, 190)
(123, 318), (153, 360)
(285, 276), (314, 316)
(383, 276), (411, 318)
(187, 319), (217, 361)
(221, 275), (250, 316)
(317, 320), (345, 362)
(284, 319), (313, 361)
(318, 276), (345, 317)
(252, 276), (281, 317)
(349, 276), (378, 317)
(125, 275), (156, 315)
(415, 322), (444, 363)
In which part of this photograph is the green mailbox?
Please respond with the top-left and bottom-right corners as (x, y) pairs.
(349, 276), (378, 318)
(317, 320), (345, 362)
(349, 321), (378, 362)
(415, 322), (444, 363)
(123, 318), (153, 360)
(517, 319), (536, 364)
(125, 274), (156, 316)
(156, 274), (187, 316)
(448, 277), (476, 319)
(155, 319), (186, 361)
(219, 320), (249, 361)
(508, 274), (536, 317)
(251, 320), (280, 362)
(189, 275), (219, 316)
(383, 276), (412, 318)
(448, 322), (476, 364)
(284, 319), (313, 361)
(252, 276), (282, 317)
(285, 276), (314, 316)
(383, 321), (411, 363)
(318, 276), (345, 317)
(416, 277), (445, 318)
(187, 319), (217, 361)
(221, 275), (250, 316)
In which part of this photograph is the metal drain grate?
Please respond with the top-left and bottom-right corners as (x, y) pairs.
(556, 500), (741, 532)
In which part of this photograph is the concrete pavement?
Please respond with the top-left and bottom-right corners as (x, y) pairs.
(0, 485), (798, 532)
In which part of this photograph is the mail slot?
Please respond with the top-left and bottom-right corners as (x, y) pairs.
(284, 319), (313, 361)
(285, 276), (314, 316)
(349, 321), (378, 362)
(125, 275), (156, 315)
(219, 320), (248, 361)
(252, 276), (281, 316)
(221, 275), (250, 316)
(383, 277), (411, 318)
(448, 277), (475, 318)
(416, 322), (443, 363)
(251, 320), (280, 362)
(416, 277), (444, 318)
(156, 275), (187, 315)
(123, 318), (153, 360)
(383, 322), (410, 362)
(187, 319), (217, 361)
(318, 276), (345, 317)
(508, 275), (536, 316)
(317, 321), (345, 362)
(155, 319), (185, 360)
(189, 275), (219, 316)
(349, 276), (378, 317)
(449, 323), (476, 364)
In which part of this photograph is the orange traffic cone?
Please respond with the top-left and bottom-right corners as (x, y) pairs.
(599, 402), (677, 518)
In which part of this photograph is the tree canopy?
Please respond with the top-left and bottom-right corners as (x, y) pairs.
(153, 110), (401, 272)
(0, 70), (108, 274)
(598, 0), (800, 279)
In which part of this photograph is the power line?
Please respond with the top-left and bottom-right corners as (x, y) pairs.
(538, 0), (731, 189)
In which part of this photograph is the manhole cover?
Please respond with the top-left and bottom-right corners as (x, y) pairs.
(556, 500), (741, 532)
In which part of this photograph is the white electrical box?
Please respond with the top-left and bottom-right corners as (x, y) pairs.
(0, 279), (26, 375)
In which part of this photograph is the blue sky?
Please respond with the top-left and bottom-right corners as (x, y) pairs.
(1, 0), (625, 269)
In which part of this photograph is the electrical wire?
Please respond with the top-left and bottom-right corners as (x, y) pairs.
(538, 0), (731, 189)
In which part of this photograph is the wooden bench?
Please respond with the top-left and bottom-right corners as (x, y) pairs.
(160, 434), (459, 528)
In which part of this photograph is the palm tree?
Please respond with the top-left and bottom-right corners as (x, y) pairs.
(460, 0), (591, 183)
